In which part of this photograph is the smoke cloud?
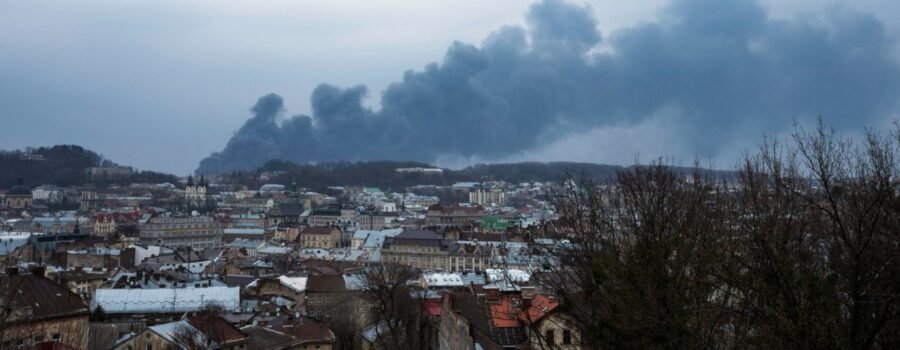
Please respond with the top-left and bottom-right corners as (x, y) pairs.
(198, 0), (900, 174)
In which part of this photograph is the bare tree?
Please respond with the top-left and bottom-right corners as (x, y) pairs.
(542, 120), (900, 349)
(360, 263), (431, 350)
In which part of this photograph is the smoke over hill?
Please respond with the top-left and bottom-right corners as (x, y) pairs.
(198, 0), (900, 174)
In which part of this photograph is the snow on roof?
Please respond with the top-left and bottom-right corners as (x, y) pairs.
(278, 276), (308, 293)
(423, 272), (465, 287)
(223, 228), (265, 235)
(92, 287), (240, 314)
(257, 246), (291, 255)
(247, 275), (308, 293)
(354, 228), (403, 248)
(150, 320), (204, 344)
(486, 268), (530, 283)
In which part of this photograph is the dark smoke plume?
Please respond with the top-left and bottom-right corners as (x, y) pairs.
(198, 0), (900, 174)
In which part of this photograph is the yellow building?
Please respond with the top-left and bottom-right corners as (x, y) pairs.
(4, 178), (32, 210)
(297, 226), (342, 248)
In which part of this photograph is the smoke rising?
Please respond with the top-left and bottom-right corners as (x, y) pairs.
(198, 0), (900, 174)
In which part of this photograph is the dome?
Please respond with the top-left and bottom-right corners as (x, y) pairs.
(7, 177), (30, 196)
(8, 184), (31, 196)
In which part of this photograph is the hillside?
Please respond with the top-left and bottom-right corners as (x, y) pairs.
(0, 145), (178, 189)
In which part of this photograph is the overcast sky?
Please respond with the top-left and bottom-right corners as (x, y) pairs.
(1, 0), (899, 174)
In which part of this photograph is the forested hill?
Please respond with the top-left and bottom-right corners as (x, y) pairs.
(225, 160), (734, 191)
(0, 145), (177, 189)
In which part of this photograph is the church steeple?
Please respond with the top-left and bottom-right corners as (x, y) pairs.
(187, 175), (194, 187)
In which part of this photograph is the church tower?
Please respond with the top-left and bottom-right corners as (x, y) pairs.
(185, 174), (208, 208)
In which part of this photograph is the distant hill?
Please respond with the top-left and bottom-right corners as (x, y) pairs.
(0, 145), (178, 189)
(458, 162), (623, 183)
(226, 159), (734, 192)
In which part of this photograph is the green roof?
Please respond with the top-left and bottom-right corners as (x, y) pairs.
(481, 215), (512, 230)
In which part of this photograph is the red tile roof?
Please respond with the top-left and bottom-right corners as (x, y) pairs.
(518, 294), (560, 323)
(489, 299), (524, 328)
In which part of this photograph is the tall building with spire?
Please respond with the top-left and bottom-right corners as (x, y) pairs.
(185, 174), (209, 208)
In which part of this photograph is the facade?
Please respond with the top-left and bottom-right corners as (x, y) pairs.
(522, 295), (582, 349)
(64, 247), (123, 270)
(4, 178), (33, 210)
(358, 211), (399, 230)
(184, 175), (209, 208)
(308, 206), (356, 227)
(425, 204), (485, 226)
(297, 226), (342, 249)
(305, 274), (361, 320)
(469, 187), (507, 206)
(439, 293), (476, 350)
(93, 212), (140, 239)
(31, 184), (64, 204)
(80, 171), (99, 212)
(447, 242), (492, 272)
(139, 215), (223, 249)
(382, 230), (450, 271)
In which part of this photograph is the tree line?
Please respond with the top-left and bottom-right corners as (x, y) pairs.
(545, 120), (900, 349)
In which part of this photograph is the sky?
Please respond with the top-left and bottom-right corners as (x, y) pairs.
(1, 0), (899, 174)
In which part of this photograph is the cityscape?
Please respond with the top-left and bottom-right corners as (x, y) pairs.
(2, 0), (900, 349)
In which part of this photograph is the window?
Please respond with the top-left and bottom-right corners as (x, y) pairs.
(563, 330), (572, 345)
(545, 330), (555, 345)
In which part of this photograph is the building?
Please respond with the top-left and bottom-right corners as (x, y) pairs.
(139, 215), (223, 249)
(184, 175), (209, 208)
(112, 313), (248, 350)
(31, 184), (64, 204)
(521, 295), (582, 349)
(246, 275), (308, 311)
(395, 167), (444, 174)
(308, 206), (356, 227)
(425, 204), (484, 226)
(0, 267), (90, 350)
(4, 178), (33, 210)
(357, 211), (399, 230)
(93, 211), (141, 239)
(305, 273), (363, 320)
(242, 318), (336, 350)
(80, 171), (100, 212)
(269, 202), (303, 226)
(297, 226), (342, 249)
(64, 246), (123, 270)
(57, 269), (110, 302)
(447, 242), (492, 272)
(382, 230), (450, 271)
(469, 186), (507, 206)
(92, 286), (241, 319)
